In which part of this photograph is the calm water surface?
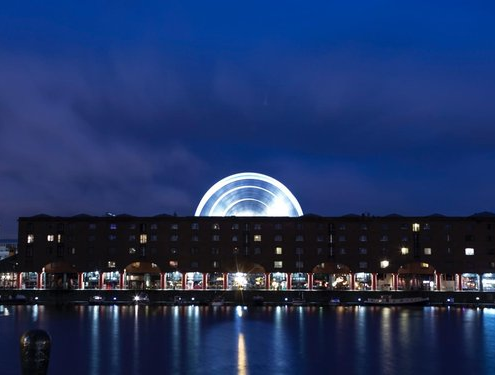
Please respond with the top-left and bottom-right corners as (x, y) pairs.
(0, 304), (494, 374)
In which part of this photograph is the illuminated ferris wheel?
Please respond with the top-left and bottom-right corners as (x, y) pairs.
(195, 172), (303, 217)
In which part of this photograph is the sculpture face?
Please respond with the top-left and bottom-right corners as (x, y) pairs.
(195, 172), (303, 217)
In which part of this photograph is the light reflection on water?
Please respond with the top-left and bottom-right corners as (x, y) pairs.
(0, 305), (495, 374)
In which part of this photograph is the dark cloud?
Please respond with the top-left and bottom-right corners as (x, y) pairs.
(1, 2), (495, 237)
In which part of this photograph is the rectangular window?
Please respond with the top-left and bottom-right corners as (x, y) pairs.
(359, 235), (367, 242)
(401, 247), (409, 255)
(253, 234), (262, 242)
(27, 234), (34, 243)
(129, 235), (136, 241)
(296, 235), (304, 242)
(170, 234), (178, 242)
(254, 224), (262, 230)
(109, 235), (117, 241)
(359, 247), (367, 254)
(89, 223), (96, 230)
(212, 261), (220, 268)
(140, 234), (148, 244)
(108, 261), (116, 268)
(47, 235), (55, 242)
(424, 247), (432, 255)
(150, 223), (158, 230)
(169, 260), (178, 268)
(274, 261), (283, 269)
(359, 261), (368, 269)
(254, 247), (261, 255)
(191, 261), (199, 268)
(465, 248), (475, 256)
(274, 235), (283, 241)
(212, 223), (220, 230)
(191, 223), (199, 230)
(296, 247), (304, 255)
(316, 235), (325, 242)
(339, 248), (346, 255)
(296, 261), (304, 269)
(338, 235), (346, 242)
(212, 235), (220, 241)
(170, 223), (179, 230)
(191, 235), (199, 242)
(211, 248), (219, 255)
(360, 224), (368, 230)
(274, 223), (283, 230)
(231, 223), (239, 230)
(412, 223), (420, 232)
(275, 247), (283, 255)
(380, 235), (388, 242)
(380, 260), (389, 268)
(129, 247), (136, 254)
(150, 235), (158, 241)
(110, 223), (117, 230)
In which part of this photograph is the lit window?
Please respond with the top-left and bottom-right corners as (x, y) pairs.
(57, 234), (63, 243)
(212, 261), (220, 268)
(169, 260), (178, 268)
(129, 247), (136, 254)
(424, 247), (432, 255)
(274, 261), (283, 269)
(70, 247), (76, 255)
(420, 262), (429, 268)
(140, 234), (147, 244)
(465, 248), (475, 256)
(380, 260), (389, 268)
(47, 235), (54, 242)
(401, 247), (409, 255)
(275, 247), (283, 255)
(212, 223), (220, 230)
(254, 235), (262, 242)
(412, 223), (420, 232)
(107, 261), (116, 268)
(27, 234), (34, 243)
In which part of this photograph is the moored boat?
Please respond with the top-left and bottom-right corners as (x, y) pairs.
(363, 295), (429, 306)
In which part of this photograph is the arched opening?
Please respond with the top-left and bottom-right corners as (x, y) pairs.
(43, 261), (78, 289)
(224, 262), (266, 290)
(398, 262), (436, 291)
(125, 262), (161, 290)
(312, 262), (351, 290)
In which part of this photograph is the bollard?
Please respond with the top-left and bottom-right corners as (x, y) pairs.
(20, 329), (51, 375)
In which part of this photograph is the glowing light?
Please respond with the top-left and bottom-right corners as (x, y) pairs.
(195, 172), (303, 217)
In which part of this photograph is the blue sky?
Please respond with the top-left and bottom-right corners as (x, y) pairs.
(1, 1), (495, 237)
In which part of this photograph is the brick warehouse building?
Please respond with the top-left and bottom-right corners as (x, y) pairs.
(2, 211), (495, 294)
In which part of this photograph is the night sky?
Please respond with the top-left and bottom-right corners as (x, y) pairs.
(2, 2), (495, 237)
